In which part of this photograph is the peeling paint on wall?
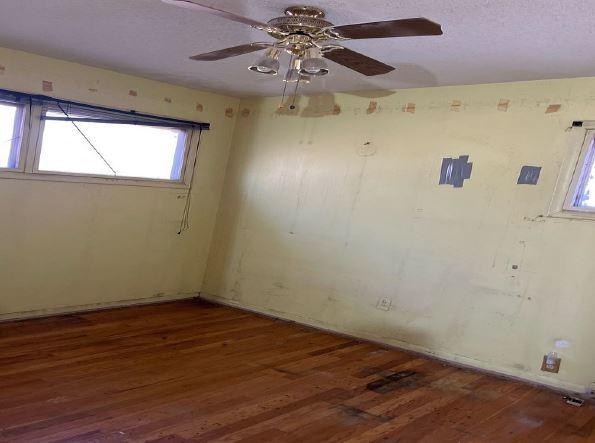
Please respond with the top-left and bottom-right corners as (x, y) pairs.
(497, 99), (510, 111)
(128, 89), (138, 97)
(439, 155), (473, 188)
(196, 103), (204, 112)
(403, 103), (416, 113)
(0, 65), (5, 74)
(517, 166), (542, 185)
(225, 107), (235, 118)
(332, 104), (341, 115)
(164, 97), (172, 104)
(450, 100), (462, 112)
(367, 101), (378, 114)
(88, 88), (98, 93)
(241, 108), (250, 118)
(545, 104), (561, 113)
(42, 80), (53, 92)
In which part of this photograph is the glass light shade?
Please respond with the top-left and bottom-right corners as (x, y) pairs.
(300, 48), (329, 76)
(248, 49), (280, 75)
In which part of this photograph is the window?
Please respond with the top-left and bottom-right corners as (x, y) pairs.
(38, 109), (188, 181)
(0, 101), (24, 169)
(569, 137), (595, 209)
(564, 131), (595, 213)
(0, 88), (208, 187)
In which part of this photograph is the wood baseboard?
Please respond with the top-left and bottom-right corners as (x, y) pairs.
(0, 292), (199, 322)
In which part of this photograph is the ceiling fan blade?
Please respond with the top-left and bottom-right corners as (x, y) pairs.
(161, 0), (273, 31)
(329, 18), (442, 39)
(323, 47), (395, 76)
(190, 43), (270, 61)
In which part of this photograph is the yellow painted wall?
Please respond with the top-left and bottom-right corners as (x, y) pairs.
(204, 79), (595, 393)
(0, 47), (239, 318)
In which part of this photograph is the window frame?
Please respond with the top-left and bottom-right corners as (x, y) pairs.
(562, 130), (595, 212)
(0, 92), (207, 189)
(0, 99), (29, 173)
(549, 123), (595, 220)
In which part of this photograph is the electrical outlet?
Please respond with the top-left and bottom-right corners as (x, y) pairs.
(564, 396), (585, 407)
(377, 297), (392, 311)
(541, 353), (561, 373)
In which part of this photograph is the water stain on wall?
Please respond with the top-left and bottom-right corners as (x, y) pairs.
(300, 94), (339, 117)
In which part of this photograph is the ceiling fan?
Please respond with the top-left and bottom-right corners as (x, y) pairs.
(162, 1), (442, 104)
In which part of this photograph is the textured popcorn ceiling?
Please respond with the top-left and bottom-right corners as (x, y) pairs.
(0, 0), (594, 96)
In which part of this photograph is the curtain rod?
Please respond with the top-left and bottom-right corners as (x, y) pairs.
(0, 87), (210, 131)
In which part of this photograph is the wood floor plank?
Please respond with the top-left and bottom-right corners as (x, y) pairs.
(0, 299), (592, 442)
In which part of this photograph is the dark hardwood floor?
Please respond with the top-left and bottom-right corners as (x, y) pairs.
(0, 299), (592, 442)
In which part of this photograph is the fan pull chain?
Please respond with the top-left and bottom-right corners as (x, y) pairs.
(290, 75), (300, 110)
(279, 54), (293, 110)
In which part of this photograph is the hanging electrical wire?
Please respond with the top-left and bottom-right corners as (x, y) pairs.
(178, 128), (203, 235)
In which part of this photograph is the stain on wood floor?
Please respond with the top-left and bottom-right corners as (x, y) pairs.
(0, 299), (592, 442)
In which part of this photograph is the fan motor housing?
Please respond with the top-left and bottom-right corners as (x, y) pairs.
(267, 6), (333, 37)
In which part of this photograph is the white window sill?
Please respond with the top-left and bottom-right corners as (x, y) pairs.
(548, 208), (595, 221)
(0, 169), (190, 189)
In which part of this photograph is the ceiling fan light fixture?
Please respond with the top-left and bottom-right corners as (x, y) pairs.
(284, 70), (311, 83)
(248, 48), (281, 75)
(300, 48), (329, 76)
(170, 2), (442, 86)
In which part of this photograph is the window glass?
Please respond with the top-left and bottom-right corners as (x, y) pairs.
(572, 138), (595, 209)
(0, 102), (22, 169)
(38, 111), (188, 180)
